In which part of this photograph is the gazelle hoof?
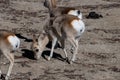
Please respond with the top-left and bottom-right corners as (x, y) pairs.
(65, 57), (69, 63)
(0, 75), (5, 80)
(70, 61), (73, 64)
(5, 76), (9, 80)
(47, 57), (51, 61)
(0, 72), (1, 76)
(0, 71), (2, 79)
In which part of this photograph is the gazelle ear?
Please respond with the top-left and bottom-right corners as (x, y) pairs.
(40, 31), (47, 40)
(32, 33), (35, 39)
(32, 34), (39, 42)
(32, 34), (36, 42)
(38, 33), (46, 41)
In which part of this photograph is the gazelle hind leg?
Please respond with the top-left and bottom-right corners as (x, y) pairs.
(71, 40), (78, 62)
(0, 69), (1, 78)
(60, 39), (67, 58)
(48, 37), (57, 61)
(3, 52), (14, 80)
(0, 55), (2, 79)
(68, 38), (78, 64)
(60, 39), (69, 62)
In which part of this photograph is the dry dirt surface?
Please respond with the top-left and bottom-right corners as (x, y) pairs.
(0, 0), (120, 80)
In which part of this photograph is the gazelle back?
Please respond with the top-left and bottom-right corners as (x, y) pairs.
(44, 0), (80, 17)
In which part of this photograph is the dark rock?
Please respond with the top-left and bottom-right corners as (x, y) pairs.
(86, 11), (103, 19)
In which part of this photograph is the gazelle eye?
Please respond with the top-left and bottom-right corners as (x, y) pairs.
(36, 39), (38, 42)
(35, 49), (39, 52)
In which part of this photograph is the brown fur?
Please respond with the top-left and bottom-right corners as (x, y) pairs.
(0, 30), (18, 80)
(0, 30), (15, 48)
(32, 14), (82, 63)
(33, 0), (84, 64)
(49, 14), (80, 38)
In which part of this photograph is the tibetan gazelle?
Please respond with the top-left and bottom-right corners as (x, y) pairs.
(32, 11), (85, 64)
(0, 30), (20, 80)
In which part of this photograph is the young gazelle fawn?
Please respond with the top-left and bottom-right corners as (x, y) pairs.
(32, 11), (85, 64)
(0, 30), (20, 80)
(31, 32), (49, 60)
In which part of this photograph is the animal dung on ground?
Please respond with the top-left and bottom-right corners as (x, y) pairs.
(86, 11), (103, 19)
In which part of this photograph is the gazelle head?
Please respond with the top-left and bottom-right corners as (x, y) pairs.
(32, 31), (49, 60)
(68, 10), (82, 19)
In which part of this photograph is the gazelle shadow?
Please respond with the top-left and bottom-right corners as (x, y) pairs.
(42, 50), (65, 61)
(0, 74), (5, 80)
(16, 34), (33, 42)
(21, 49), (35, 60)
(21, 49), (65, 62)
(46, 41), (61, 49)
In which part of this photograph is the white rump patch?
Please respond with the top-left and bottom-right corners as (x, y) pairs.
(71, 20), (85, 35)
(7, 35), (20, 50)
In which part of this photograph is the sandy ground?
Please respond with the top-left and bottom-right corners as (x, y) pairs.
(0, 0), (120, 80)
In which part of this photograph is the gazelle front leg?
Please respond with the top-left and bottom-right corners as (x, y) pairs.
(3, 52), (14, 80)
(48, 37), (57, 61)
